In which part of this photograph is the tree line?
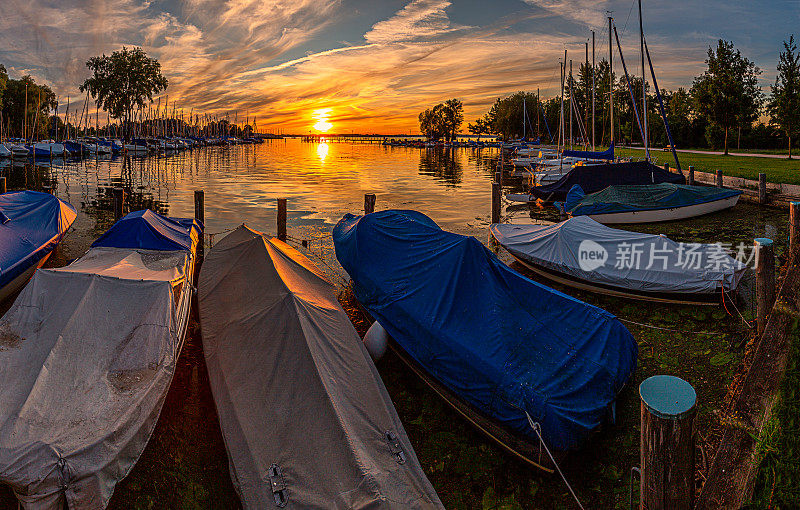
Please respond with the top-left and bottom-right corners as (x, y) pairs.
(461, 37), (800, 157)
(418, 99), (464, 141)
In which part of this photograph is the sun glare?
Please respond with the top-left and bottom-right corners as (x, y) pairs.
(317, 142), (329, 161)
(312, 108), (333, 133)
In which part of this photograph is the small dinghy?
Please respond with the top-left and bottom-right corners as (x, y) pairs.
(559, 183), (741, 223)
(0, 190), (76, 301)
(199, 226), (443, 510)
(333, 210), (637, 463)
(0, 209), (201, 509)
(491, 217), (748, 305)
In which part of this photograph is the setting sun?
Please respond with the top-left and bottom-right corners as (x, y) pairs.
(312, 108), (333, 133)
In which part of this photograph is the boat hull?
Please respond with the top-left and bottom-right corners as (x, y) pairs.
(582, 194), (740, 224)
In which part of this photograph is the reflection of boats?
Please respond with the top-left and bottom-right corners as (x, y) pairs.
(0, 191), (77, 301)
(491, 217), (747, 305)
(0, 209), (202, 509)
(199, 226), (443, 509)
(559, 183), (742, 223)
(334, 210), (637, 464)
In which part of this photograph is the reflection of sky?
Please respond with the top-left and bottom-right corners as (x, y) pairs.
(1, 1), (795, 134)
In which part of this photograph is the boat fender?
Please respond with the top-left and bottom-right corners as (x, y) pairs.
(363, 321), (388, 361)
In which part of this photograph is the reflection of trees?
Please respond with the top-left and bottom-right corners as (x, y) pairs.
(466, 149), (500, 175)
(418, 148), (463, 185)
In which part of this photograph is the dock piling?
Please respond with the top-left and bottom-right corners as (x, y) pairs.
(194, 190), (205, 258)
(277, 198), (287, 242)
(758, 173), (767, 204)
(639, 375), (696, 510)
(688, 166), (694, 185)
(113, 187), (124, 220)
(364, 193), (376, 214)
(755, 238), (776, 336)
(491, 181), (501, 224)
(790, 202), (800, 256)
(0, 177), (7, 193)
(716, 170), (723, 188)
(664, 163), (670, 173)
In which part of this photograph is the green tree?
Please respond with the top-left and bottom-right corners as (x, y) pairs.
(768, 35), (800, 158)
(80, 46), (168, 139)
(0, 75), (56, 139)
(691, 40), (763, 154)
(441, 98), (464, 141)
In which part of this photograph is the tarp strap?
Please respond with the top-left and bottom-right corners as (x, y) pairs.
(385, 430), (406, 464)
(268, 464), (288, 508)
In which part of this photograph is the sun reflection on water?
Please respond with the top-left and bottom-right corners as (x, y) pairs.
(317, 142), (329, 161)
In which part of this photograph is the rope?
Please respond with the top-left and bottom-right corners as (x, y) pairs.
(617, 317), (721, 336)
(525, 414), (585, 510)
(722, 287), (755, 329)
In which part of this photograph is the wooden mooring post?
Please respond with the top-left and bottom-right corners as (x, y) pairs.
(716, 170), (723, 188)
(663, 163), (670, 173)
(758, 173), (767, 204)
(364, 193), (376, 214)
(194, 190), (204, 258)
(688, 166), (694, 186)
(790, 202), (800, 255)
(639, 375), (696, 510)
(491, 181), (501, 224)
(0, 177), (6, 193)
(113, 187), (124, 220)
(277, 198), (287, 242)
(755, 238), (776, 336)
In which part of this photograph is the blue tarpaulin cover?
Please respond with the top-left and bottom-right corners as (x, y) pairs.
(563, 183), (743, 216)
(562, 142), (614, 160)
(528, 161), (685, 201)
(333, 210), (637, 450)
(92, 209), (202, 252)
(0, 190), (76, 291)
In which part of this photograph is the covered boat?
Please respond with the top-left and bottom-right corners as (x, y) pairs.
(560, 183), (742, 223)
(507, 161), (685, 203)
(333, 210), (637, 455)
(491, 217), (748, 304)
(198, 226), (443, 509)
(561, 142), (615, 160)
(0, 209), (201, 509)
(0, 190), (77, 301)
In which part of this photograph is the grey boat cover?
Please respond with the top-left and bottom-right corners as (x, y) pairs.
(198, 226), (443, 510)
(491, 216), (747, 294)
(0, 247), (191, 509)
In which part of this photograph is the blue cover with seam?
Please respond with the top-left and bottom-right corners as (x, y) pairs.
(333, 210), (637, 450)
(0, 191), (77, 291)
(92, 209), (203, 252)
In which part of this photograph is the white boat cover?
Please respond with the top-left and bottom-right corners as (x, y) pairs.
(0, 247), (190, 509)
(491, 216), (747, 294)
(199, 226), (443, 510)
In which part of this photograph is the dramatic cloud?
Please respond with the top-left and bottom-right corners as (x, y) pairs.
(0, 0), (794, 133)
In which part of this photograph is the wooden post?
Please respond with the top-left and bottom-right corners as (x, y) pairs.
(491, 181), (501, 224)
(755, 238), (776, 336)
(758, 173), (767, 204)
(716, 170), (723, 188)
(790, 202), (800, 256)
(639, 375), (696, 510)
(688, 166), (694, 185)
(364, 193), (376, 214)
(0, 177), (6, 193)
(194, 190), (204, 258)
(113, 187), (124, 220)
(494, 171), (502, 187)
(277, 198), (287, 242)
(664, 163), (670, 173)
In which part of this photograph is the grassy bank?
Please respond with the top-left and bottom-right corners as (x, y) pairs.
(613, 148), (800, 185)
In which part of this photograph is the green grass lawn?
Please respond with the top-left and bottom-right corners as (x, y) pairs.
(613, 148), (800, 186)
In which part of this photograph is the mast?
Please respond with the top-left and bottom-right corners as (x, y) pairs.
(639, 0), (649, 160)
(560, 56), (565, 170)
(569, 57), (573, 149)
(592, 30), (596, 151)
(585, 41), (589, 148)
(608, 14), (614, 148)
(537, 87), (540, 140)
(522, 96), (526, 140)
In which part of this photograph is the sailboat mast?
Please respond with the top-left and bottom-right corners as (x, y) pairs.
(560, 57), (565, 169)
(569, 58), (573, 149)
(639, 0), (649, 160)
(592, 30), (597, 151)
(608, 14), (614, 148)
(522, 96), (526, 140)
(585, 41), (589, 148)
(537, 88), (540, 140)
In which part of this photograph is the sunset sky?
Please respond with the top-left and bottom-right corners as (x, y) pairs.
(0, 0), (796, 134)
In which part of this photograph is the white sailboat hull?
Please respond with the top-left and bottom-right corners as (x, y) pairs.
(582, 194), (740, 224)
